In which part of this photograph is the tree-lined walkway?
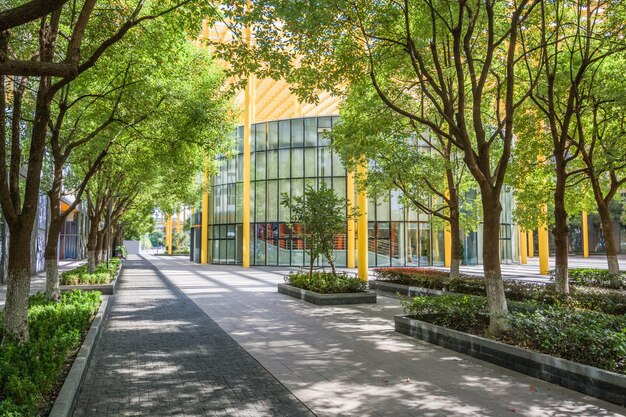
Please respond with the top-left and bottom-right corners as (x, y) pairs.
(72, 255), (313, 417)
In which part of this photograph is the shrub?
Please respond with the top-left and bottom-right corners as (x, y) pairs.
(60, 260), (121, 285)
(376, 267), (626, 315)
(549, 268), (625, 288)
(285, 271), (368, 294)
(0, 291), (102, 416)
(402, 294), (626, 374)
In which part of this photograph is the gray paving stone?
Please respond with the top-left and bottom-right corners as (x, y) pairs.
(72, 256), (313, 417)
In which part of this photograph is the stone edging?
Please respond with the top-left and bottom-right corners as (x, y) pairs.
(61, 262), (123, 295)
(277, 283), (377, 305)
(369, 280), (450, 297)
(48, 294), (113, 417)
(394, 315), (626, 407)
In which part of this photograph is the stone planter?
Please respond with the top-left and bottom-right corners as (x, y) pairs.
(369, 280), (450, 297)
(277, 283), (377, 305)
(395, 315), (626, 407)
(60, 263), (123, 296)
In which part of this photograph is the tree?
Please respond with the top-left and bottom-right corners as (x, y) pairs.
(1, 0), (218, 343)
(217, 0), (538, 333)
(281, 181), (355, 276)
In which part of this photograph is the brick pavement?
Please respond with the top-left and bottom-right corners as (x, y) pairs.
(151, 255), (626, 417)
(72, 256), (314, 417)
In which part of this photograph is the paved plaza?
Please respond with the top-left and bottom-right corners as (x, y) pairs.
(68, 255), (625, 416)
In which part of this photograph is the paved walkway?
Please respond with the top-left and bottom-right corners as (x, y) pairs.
(137, 255), (623, 417)
(73, 256), (313, 417)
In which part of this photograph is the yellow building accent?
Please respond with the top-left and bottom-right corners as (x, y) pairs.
(444, 224), (451, 268)
(201, 166), (209, 264)
(357, 162), (368, 281)
(519, 227), (528, 264)
(346, 170), (356, 269)
(166, 215), (172, 255)
(527, 230), (534, 258)
(582, 210), (589, 258)
(538, 205), (549, 274)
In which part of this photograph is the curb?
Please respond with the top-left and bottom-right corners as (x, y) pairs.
(48, 293), (114, 417)
(277, 283), (377, 305)
(395, 315), (626, 407)
(369, 280), (451, 297)
(60, 262), (123, 295)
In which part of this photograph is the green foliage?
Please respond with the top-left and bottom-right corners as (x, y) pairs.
(552, 268), (626, 289)
(0, 291), (102, 415)
(61, 259), (121, 285)
(281, 181), (354, 274)
(149, 231), (165, 248)
(285, 272), (367, 294)
(115, 245), (127, 258)
(402, 295), (626, 374)
(377, 267), (626, 315)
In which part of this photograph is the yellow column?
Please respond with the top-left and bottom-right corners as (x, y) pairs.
(527, 230), (534, 258)
(444, 224), (452, 268)
(166, 215), (172, 255)
(346, 170), (356, 269)
(201, 165), (209, 264)
(242, 4), (254, 268)
(357, 162), (368, 281)
(538, 205), (549, 274)
(519, 227), (527, 264)
(582, 210), (589, 258)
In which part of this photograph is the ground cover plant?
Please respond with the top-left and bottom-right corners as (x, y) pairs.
(550, 268), (625, 289)
(0, 291), (102, 416)
(375, 267), (626, 315)
(60, 258), (121, 285)
(402, 294), (626, 375)
(285, 271), (368, 294)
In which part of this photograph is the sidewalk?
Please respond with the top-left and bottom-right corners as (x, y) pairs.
(147, 255), (624, 417)
(0, 259), (85, 309)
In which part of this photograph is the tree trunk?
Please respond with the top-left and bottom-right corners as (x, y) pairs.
(44, 218), (62, 300)
(2, 225), (33, 344)
(86, 218), (98, 273)
(449, 186), (461, 279)
(552, 159), (570, 294)
(96, 230), (105, 265)
(596, 199), (622, 287)
(480, 191), (509, 335)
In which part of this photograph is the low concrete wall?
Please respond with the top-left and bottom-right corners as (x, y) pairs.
(123, 240), (141, 255)
(277, 284), (377, 305)
(369, 280), (450, 297)
(395, 315), (626, 407)
(61, 262), (123, 295)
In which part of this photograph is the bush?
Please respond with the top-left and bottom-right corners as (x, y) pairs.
(550, 268), (625, 288)
(0, 291), (102, 416)
(376, 267), (626, 315)
(402, 294), (626, 374)
(285, 271), (368, 294)
(60, 259), (121, 285)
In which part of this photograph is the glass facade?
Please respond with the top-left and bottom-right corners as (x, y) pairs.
(206, 116), (517, 267)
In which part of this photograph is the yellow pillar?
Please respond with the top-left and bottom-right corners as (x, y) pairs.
(527, 230), (534, 258)
(519, 227), (527, 264)
(357, 162), (368, 281)
(346, 170), (356, 269)
(538, 205), (549, 274)
(242, 6), (254, 268)
(166, 215), (172, 255)
(582, 210), (589, 258)
(201, 165), (209, 264)
(444, 224), (451, 268)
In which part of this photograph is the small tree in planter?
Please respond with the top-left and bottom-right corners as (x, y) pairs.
(281, 181), (356, 276)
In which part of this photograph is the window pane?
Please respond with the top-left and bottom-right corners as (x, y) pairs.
(255, 182), (266, 222)
(267, 150), (278, 179)
(377, 196), (390, 221)
(266, 223), (278, 265)
(279, 180), (291, 222)
(236, 183), (243, 223)
(333, 178), (346, 201)
(332, 151), (345, 176)
(255, 123), (266, 151)
(254, 224), (266, 265)
(237, 154), (243, 182)
(391, 190), (403, 221)
(268, 121), (278, 149)
(255, 152), (266, 180)
(291, 119), (304, 147)
(291, 148), (304, 177)
(319, 147), (332, 177)
(267, 180), (278, 222)
(279, 120), (291, 148)
(305, 148), (317, 177)
(278, 149), (290, 179)
(305, 118), (317, 146)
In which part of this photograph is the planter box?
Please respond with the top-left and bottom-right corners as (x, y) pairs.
(395, 315), (626, 407)
(277, 283), (376, 305)
(60, 263), (123, 296)
(369, 280), (450, 297)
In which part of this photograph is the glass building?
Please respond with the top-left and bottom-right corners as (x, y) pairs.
(192, 115), (518, 267)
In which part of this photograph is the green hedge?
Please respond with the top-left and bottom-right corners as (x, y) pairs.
(550, 268), (625, 288)
(285, 271), (368, 294)
(402, 294), (626, 375)
(60, 258), (121, 285)
(0, 291), (102, 416)
(375, 267), (626, 315)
